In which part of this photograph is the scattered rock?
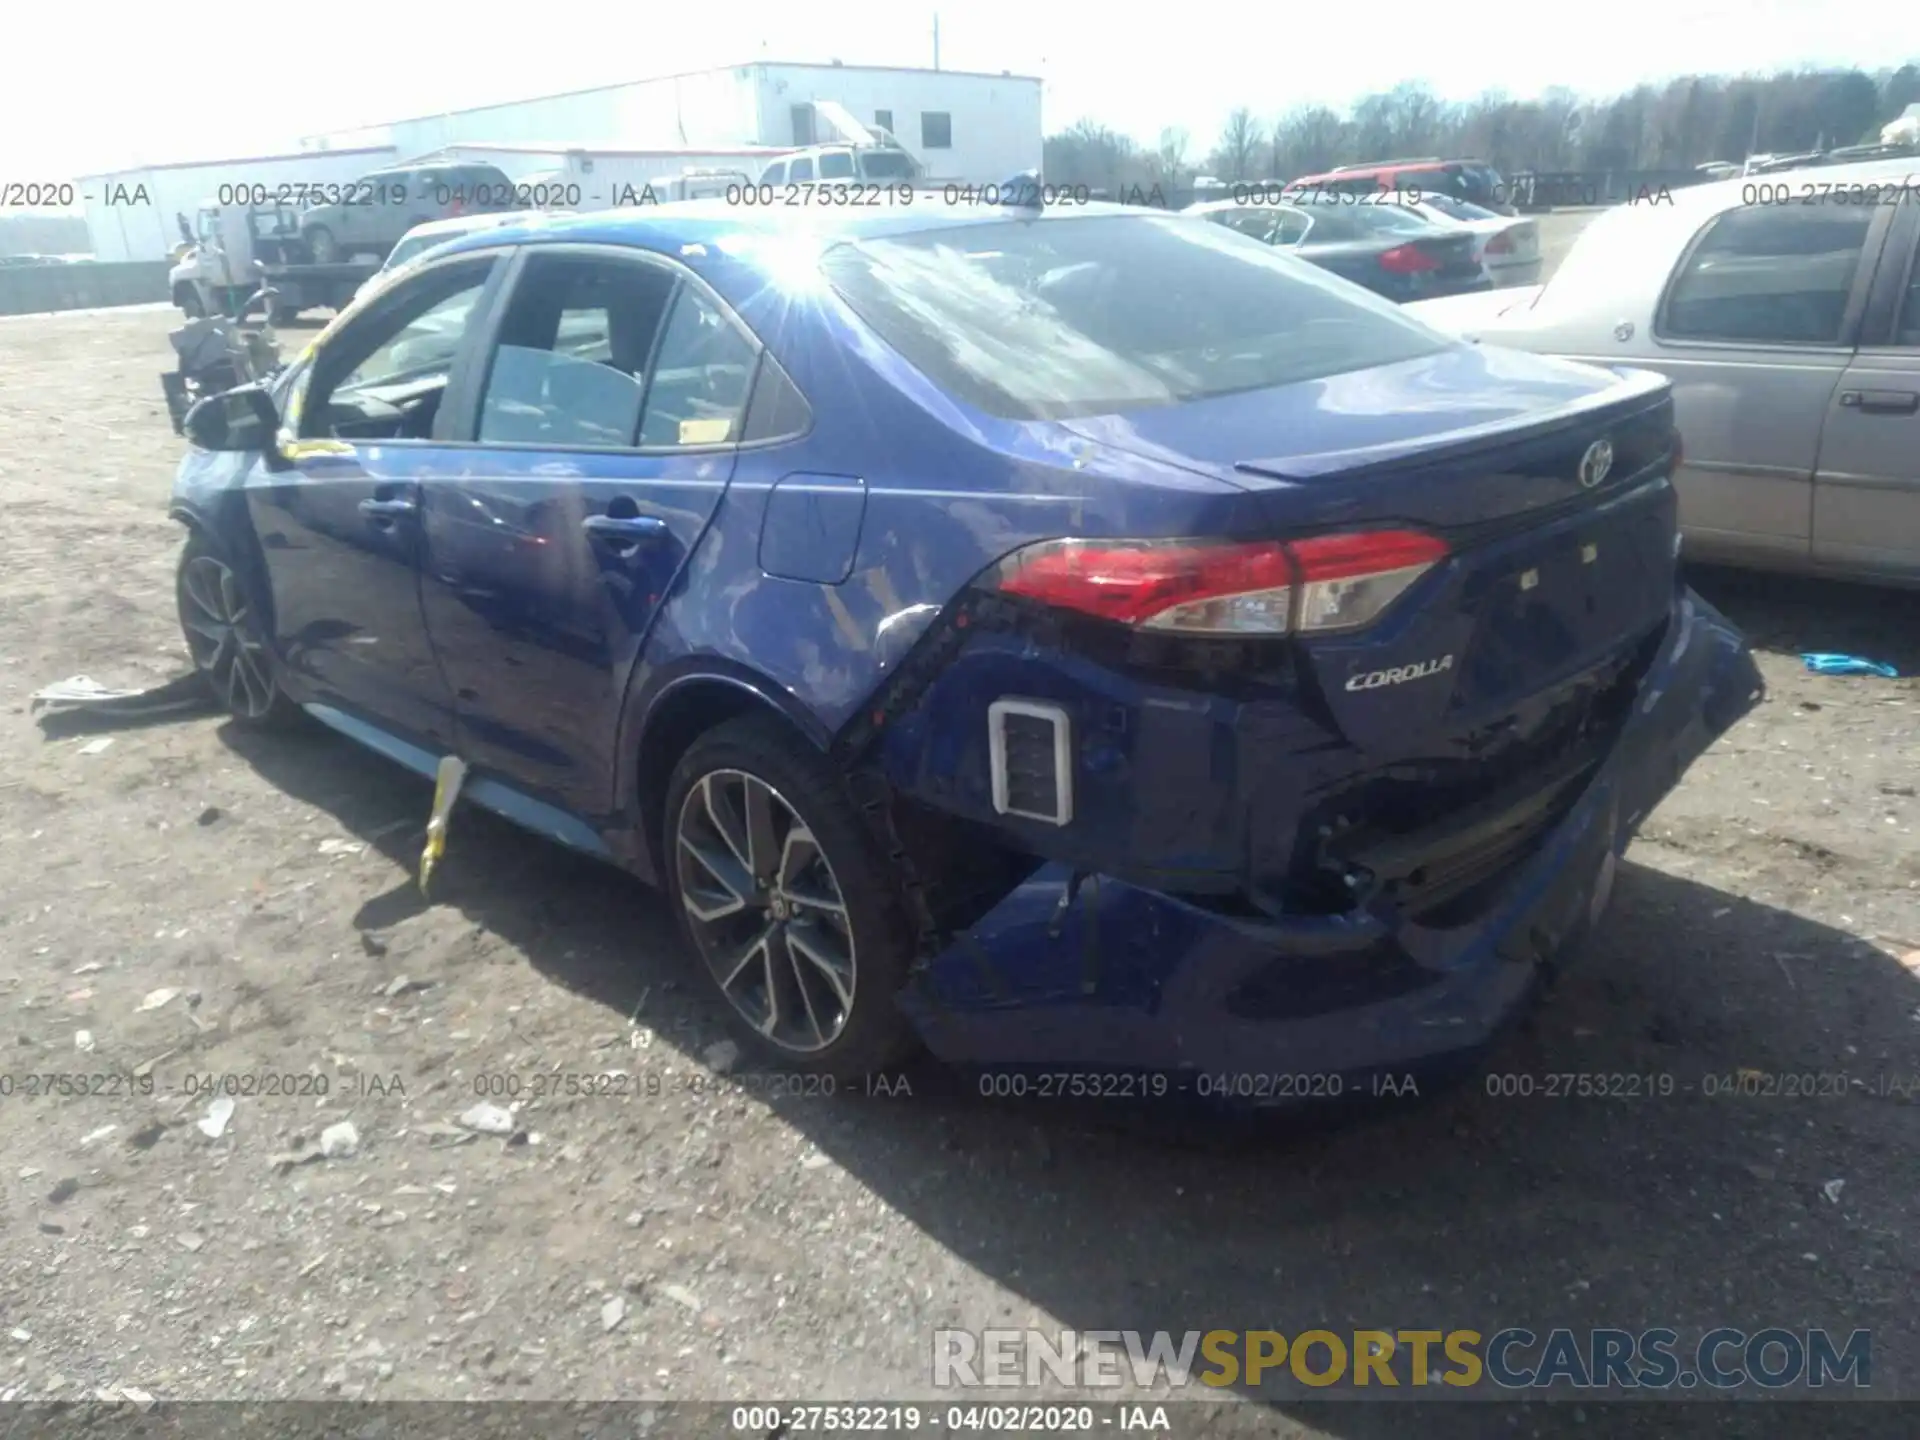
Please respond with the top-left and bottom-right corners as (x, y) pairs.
(600, 1297), (627, 1333)
(127, 1121), (167, 1151)
(80, 1125), (117, 1147)
(9, 1329), (30, 1343)
(117, 1387), (155, 1411)
(411, 1122), (476, 1147)
(132, 1050), (176, 1079)
(37, 1222), (63, 1236)
(176, 1233), (206, 1253)
(269, 1150), (322, 1175)
(47, 1178), (79, 1204)
(196, 807), (223, 826)
(196, 1097), (235, 1139)
(457, 1103), (514, 1136)
(136, 988), (180, 1013)
(624, 1211), (647, 1229)
(76, 737), (114, 757)
(319, 1121), (361, 1159)
(801, 1152), (831, 1170)
(659, 1283), (703, 1314)
(73, 1031), (94, 1053)
(622, 1274), (647, 1294)
(1822, 1178), (1845, 1204)
(702, 1040), (740, 1074)
(71, 963), (104, 976)
(317, 838), (365, 857)
(360, 932), (389, 958)
(382, 975), (428, 999)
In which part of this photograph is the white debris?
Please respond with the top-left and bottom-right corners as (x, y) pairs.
(80, 1125), (117, 1147)
(702, 1040), (740, 1074)
(176, 1233), (206, 1253)
(1822, 1179), (1845, 1204)
(9, 1329), (29, 1343)
(74, 1031), (94, 1053)
(319, 1121), (360, 1159)
(76, 738), (115, 757)
(317, 838), (365, 856)
(136, 988), (180, 1013)
(457, 1103), (515, 1136)
(659, 1283), (703, 1313)
(196, 1097), (235, 1139)
(600, 1297), (627, 1333)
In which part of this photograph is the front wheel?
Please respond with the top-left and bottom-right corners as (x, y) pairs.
(663, 715), (920, 1078)
(176, 533), (300, 727)
(305, 226), (338, 264)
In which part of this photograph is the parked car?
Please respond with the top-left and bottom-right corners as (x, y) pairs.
(169, 198), (1760, 1087)
(1186, 193), (1491, 301)
(1290, 158), (1518, 215)
(1404, 156), (1920, 586)
(1395, 192), (1543, 287)
(300, 161), (519, 265)
(353, 211), (546, 303)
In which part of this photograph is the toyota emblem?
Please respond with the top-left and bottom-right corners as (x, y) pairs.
(1578, 438), (1614, 490)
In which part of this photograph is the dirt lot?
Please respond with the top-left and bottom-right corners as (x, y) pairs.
(1, 306), (1917, 1437)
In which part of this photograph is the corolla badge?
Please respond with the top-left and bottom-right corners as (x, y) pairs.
(1345, 655), (1455, 691)
(1578, 438), (1615, 489)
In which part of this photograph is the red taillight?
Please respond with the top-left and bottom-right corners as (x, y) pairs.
(986, 530), (1449, 637)
(1377, 243), (1442, 275)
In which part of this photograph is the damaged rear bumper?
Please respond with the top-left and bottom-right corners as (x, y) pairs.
(898, 586), (1763, 1088)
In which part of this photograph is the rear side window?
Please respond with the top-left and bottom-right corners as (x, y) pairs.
(819, 213), (1447, 421)
(477, 254), (676, 447)
(1893, 236), (1920, 346)
(1661, 205), (1875, 345)
(636, 287), (760, 447)
(818, 151), (856, 179)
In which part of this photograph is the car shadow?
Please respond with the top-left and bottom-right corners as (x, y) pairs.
(217, 720), (1919, 1437)
(1686, 563), (1920, 676)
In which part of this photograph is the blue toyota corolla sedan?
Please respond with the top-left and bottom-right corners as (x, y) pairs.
(170, 193), (1763, 1090)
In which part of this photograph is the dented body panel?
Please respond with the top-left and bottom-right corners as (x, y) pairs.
(168, 200), (1762, 1079)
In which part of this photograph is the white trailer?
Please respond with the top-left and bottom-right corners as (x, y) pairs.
(78, 146), (400, 263)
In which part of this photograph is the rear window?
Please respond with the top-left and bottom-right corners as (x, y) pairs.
(859, 150), (918, 180)
(818, 214), (1447, 421)
(1292, 200), (1433, 241)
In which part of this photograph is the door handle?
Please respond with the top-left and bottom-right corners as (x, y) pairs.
(582, 513), (668, 544)
(358, 497), (418, 520)
(1838, 389), (1919, 415)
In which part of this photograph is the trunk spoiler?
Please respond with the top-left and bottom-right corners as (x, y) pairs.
(1233, 368), (1670, 483)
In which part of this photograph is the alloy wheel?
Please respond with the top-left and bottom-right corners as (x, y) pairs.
(674, 768), (856, 1054)
(180, 554), (279, 720)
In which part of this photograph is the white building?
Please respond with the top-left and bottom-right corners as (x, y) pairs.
(78, 146), (400, 263)
(79, 61), (1043, 262)
(303, 61), (1043, 188)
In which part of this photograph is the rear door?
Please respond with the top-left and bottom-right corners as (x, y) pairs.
(418, 245), (759, 820)
(1811, 203), (1920, 578)
(1649, 199), (1886, 565)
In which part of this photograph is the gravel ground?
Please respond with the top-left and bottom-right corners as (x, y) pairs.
(0, 307), (1916, 1439)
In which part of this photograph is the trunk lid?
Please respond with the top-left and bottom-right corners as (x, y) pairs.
(1060, 345), (1680, 744)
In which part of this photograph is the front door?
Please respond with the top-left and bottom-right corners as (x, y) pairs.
(419, 247), (760, 822)
(249, 252), (504, 748)
(1813, 220), (1920, 578)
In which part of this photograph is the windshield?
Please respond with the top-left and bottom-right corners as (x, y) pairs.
(819, 214), (1447, 421)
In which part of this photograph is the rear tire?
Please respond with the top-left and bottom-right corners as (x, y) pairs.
(175, 532), (301, 729)
(305, 226), (338, 264)
(662, 714), (921, 1079)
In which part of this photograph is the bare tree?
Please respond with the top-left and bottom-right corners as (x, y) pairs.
(1155, 127), (1190, 186)
(1213, 108), (1264, 181)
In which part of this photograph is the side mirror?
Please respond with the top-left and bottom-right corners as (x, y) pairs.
(184, 384), (287, 465)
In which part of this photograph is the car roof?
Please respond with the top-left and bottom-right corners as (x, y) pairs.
(434, 193), (1166, 258)
(401, 209), (545, 241)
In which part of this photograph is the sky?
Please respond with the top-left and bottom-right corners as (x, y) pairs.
(3, 0), (1917, 180)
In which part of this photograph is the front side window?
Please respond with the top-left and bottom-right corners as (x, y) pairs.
(300, 259), (496, 440)
(791, 157), (816, 183)
(1894, 238), (1920, 346)
(818, 150), (856, 179)
(820, 213), (1447, 421)
(921, 112), (953, 150)
(1661, 204), (1874, 345)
